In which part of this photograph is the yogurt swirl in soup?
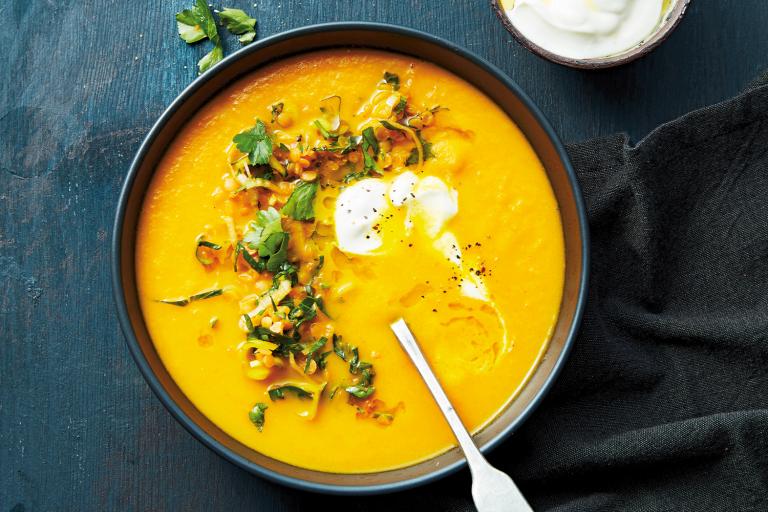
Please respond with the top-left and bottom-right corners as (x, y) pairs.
(504, 0), (668, 60)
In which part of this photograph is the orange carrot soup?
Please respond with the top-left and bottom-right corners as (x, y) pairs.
(136, 49), (564, 473)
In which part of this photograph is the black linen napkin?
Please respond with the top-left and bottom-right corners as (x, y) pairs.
(482, 72), (768, 511)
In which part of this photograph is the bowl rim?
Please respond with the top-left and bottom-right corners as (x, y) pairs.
(111, 21), (590, 495)
(491, 0), (692, 69)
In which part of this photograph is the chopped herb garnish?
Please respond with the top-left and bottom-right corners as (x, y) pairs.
(248, 325), (298, 346)
(345, 384), (376, 399)
(281, 180), (318, 221)
(317, 351), (332, 370)
(242, 207), (289, 272)
(380, 120), (404, 132)
(271, 261), (298, 289)
(218, 7), (256, 44)
(304, 337), (328, 372)
(332, 334), (350, 361)
(248, 402), (268, 431)
(195, 235), (221, 266)
(233, 119), (273, 166)
(270, 102), (284, 123)
(175, 0), (223, 73)
(313, 119), (335, 140)
(383, 71), (400, 90)
(393, 96), (408, 115)
(405, 130), (434, 166)
(158, 287), (224, 306)
(268, 385), (313, 401)
(361, 127), (382, 174)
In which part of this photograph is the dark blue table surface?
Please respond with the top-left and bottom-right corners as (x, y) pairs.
(3, 1), (768, 510)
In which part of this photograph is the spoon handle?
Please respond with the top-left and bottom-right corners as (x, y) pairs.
(390, 318), (533, 512)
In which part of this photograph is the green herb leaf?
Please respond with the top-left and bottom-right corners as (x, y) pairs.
(313, 119), (336, 140)
(361, 127), (382, 174)
(383, 71), (400, 91)
(393, 95), (408, 116)
(176, 0), (222, 74)
(304, 337), (328, 372)
(243, 207), (282, 250)
(281, 180), (318, 221)
(272, 261), (298, 289)
(176, 19), (206, 43)
(361, 127), (379, 156)
(317, 351), (332, 370)
(405, 130), (434, 166)
(380, 120), (404, 132)
(176, 0), (217, 43)
(332, 334), (349, 361)
(195, 235), (221, 265)
(198, 44), (224, 73)
(218, 8), (256, 45)
(233, 119), (273, 166)
(345, 385), (376, 399)
(270, 103), (284, 123)
(248, 402), (268, 431)
(158, 287), (224, 306)
(248, 326), (298, 346)
(241, 207), (290, 272)
(268, 385), (313, 401)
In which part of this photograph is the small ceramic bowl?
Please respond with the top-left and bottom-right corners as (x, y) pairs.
(493, 0), (691, 69)
(112, 22), (589, 494)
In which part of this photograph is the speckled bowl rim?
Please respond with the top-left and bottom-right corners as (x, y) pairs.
(492, 0), (692, 69)
(112, 22), (589, 495)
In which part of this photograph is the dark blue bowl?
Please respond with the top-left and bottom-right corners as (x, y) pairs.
(112, 22), (589, 495)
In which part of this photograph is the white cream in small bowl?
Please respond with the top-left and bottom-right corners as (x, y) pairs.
(494, 0), (690, 68)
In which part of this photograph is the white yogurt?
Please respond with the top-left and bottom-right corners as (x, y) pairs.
(506, 0), (665, 60)
(334, 173), (490, 302)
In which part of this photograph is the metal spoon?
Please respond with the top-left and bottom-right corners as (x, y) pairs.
(390, 318), (534, 512)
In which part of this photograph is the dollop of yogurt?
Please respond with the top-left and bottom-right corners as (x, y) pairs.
(334, 172), (490, 302)
(334, 179), (390, 255)
(506, 0), (665, 60)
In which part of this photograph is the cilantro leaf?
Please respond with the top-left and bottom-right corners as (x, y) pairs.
(361, 127), (382, 174)
(383, 71), (400, 90)
(242, 207), (289, 272)
(198, 44), (223, 73)
(219, 7), (257, 45)
(260, 232), (289, 272)
(176, 0), (222, 73)
(233, 119), (273, 166)
(243, 207), (283, 248)
(176, 17), (206, 43)
(281, 180), (318, 221)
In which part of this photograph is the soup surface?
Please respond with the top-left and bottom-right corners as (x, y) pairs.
(136, 49), (564, 473)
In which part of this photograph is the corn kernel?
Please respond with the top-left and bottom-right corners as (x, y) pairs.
(260, 316), (273, 328)
(301, 170), (318, 181)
